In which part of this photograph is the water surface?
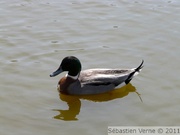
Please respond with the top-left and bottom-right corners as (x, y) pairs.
(0, 0), (180, 135)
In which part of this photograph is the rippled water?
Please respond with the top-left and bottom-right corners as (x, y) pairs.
(1, 0), (180, 135)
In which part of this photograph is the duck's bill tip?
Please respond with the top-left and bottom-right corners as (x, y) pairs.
(50, 71), (59, 77)
(50, 68), (63, 77)
(50, 73), (55, 77)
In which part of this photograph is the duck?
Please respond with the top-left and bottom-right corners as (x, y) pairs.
(50, 56), (144, 95)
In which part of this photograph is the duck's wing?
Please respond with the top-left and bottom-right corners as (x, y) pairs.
(79, 60), (144, 86)
(79, 69), (133, 86)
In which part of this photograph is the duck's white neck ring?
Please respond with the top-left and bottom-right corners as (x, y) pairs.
(66, 73), (79, 80)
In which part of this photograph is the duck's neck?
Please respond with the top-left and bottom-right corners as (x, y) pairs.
(66, 73), (79, 80)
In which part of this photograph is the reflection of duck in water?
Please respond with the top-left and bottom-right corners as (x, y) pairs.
(53, 96), (81, 121)
(53, 83), (142, 121)
(50, 56), (144, 95)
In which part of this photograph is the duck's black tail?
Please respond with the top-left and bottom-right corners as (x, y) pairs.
(125, 60), (144, 84)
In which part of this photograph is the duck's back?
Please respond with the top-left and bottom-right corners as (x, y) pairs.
(79, 68), (133, 83)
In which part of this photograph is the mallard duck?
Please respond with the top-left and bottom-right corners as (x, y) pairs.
(50, 56), (144, 95)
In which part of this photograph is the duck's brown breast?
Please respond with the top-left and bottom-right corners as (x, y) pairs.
(59, 76), (76, 94)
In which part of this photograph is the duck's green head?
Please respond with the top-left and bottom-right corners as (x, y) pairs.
(50, 56), (82, 77)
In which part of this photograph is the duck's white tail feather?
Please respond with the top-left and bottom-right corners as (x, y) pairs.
(133, 68), (142, 76)
(125, 60), (144, 84)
